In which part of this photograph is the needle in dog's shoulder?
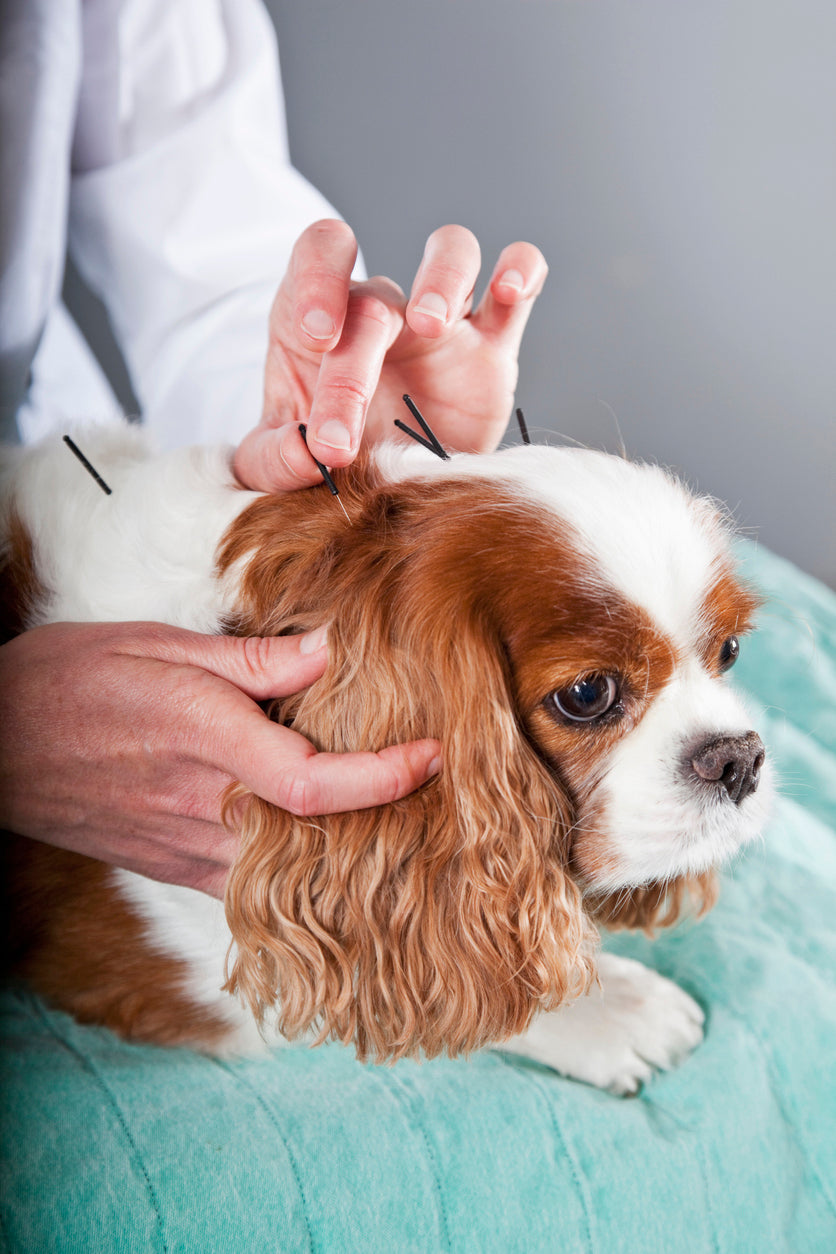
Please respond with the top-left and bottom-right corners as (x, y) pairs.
(62, 435), (113, 495)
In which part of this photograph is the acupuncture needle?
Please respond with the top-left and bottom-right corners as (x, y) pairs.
(298, 424), (351, 524)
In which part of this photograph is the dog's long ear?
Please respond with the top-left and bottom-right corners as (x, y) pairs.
(223, 607), (596, 1062)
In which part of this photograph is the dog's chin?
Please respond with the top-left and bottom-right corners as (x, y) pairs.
(573, 759), (773, 897)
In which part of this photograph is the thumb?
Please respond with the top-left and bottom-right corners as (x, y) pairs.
(233, 421), (326, 493)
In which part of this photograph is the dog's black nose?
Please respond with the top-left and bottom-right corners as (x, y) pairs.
(690, 732), (765, 805)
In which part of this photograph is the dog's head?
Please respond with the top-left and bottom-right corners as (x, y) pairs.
(218, 443), (770, 1060)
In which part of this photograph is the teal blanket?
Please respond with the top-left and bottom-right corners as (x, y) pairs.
(2, 542), (835, 1253)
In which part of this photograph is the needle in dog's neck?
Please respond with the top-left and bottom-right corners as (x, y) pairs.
(63, 435), (113, 495)
(299, 424), (351, 524)
(395, 394), (450, 460)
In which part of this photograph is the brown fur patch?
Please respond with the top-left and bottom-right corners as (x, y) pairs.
(698, 563), (761, 672)
(0, 508), (43, 644)
(3, 835), (231, 1049)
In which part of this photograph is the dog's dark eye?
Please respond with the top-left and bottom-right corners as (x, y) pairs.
(549, 675), (619, 723)
(718, 636), (740, 672)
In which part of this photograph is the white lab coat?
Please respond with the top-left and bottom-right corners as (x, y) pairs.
(9, 0), (346, 447)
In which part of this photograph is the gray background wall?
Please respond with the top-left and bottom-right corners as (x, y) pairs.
(66, 0), (835, 586)
(265, 0), (835, 587)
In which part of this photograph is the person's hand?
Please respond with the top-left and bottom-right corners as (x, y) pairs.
(0, 622), (440, 898)
(234, 220), (548, 491)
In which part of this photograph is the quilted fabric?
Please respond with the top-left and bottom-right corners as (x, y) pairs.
(2, 541), (835, 1254)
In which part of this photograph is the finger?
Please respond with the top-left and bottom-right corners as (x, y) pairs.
(304, 276), (405, 467)
(279, 738), (443, 816)
(117, 623), (330, 702)
(233, 420), (324, 492)
(260, 220), (357, 432)
(198, 865), (231, 900)
(283, 218), (358, 353)
(406, 225), (482, 337)
(145, 809), (239, 900)
(219, 708), (442, 814)
(134, 842), (232, 900)
(126, 625), (443, 813)
(471, 241), (549, 350)
(60, 804), (238, 896)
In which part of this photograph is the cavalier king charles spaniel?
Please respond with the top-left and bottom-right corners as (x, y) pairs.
(0, 419), (770, 1094)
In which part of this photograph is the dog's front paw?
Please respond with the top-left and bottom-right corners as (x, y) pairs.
(499, 953), (705, 1095)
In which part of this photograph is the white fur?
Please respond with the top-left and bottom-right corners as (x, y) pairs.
(3, 423), (771, 1089)
(0, 424), (257, 632)
(502, 952), (706, 1094)
(113, 868), (267, 1056)
(597, 658), (771, 890)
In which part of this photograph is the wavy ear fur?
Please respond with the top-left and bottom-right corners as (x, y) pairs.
(219, 470), (596, 1061)
(223, 614), (595, 1061)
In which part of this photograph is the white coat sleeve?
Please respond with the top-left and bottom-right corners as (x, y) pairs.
(68, 0), (347, 447)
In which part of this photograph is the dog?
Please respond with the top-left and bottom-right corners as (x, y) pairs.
(0, 418), (771, 1093)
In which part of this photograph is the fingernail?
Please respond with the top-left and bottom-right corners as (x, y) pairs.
(413, 291), (448, 323)
(302, 309), (336, 341)
(299, 624), (329, 654)
(497, 268), (525, 294)
(427, 755), (442, 776)
(315, 420), (353, 451)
